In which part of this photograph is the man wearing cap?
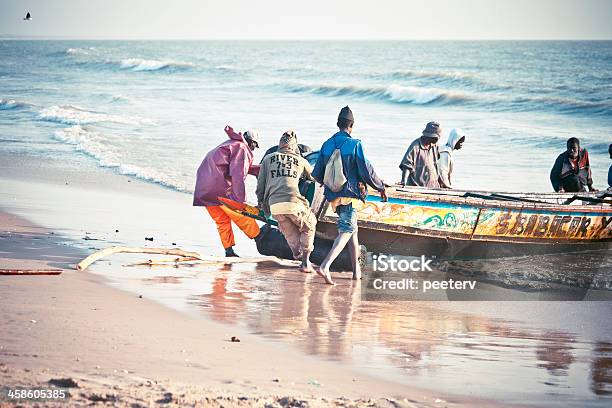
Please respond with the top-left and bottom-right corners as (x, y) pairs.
(257, 131), (317, 273)
(399, 121), (445, 188)
(193, 125), (261, 257)
(312, 106), (388, 284)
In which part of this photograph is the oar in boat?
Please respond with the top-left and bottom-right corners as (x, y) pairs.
(489, 193), (551, 204)
(217, 197), (279, 226)
(393, 186), (551, 204)
(462, 192), (550, 204)
(563, 192), (612, 205)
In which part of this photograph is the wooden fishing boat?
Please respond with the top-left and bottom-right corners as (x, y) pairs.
(247, 150), (611, 260)
(307, 180), (612, 259)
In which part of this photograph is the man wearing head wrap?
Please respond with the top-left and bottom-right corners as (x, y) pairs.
(256, 130), (317, 273)
(399, 121), (445, 188)
(438, 128), (466, 189)
(193, 125), (261, 257)
(312, 106), (388, 284)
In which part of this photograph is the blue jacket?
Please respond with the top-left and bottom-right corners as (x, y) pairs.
(312, 131), (385, 201)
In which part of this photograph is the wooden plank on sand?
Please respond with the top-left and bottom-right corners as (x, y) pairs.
(0, 269), (63, 275)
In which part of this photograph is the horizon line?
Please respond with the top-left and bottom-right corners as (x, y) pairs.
(1, 35), (612, 42)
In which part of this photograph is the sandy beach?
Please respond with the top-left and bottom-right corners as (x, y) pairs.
(2, 152), (611, 407)
(1, 152), (519, 407)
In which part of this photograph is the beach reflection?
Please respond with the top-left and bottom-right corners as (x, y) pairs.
(591, 342), (612, 396)
(189, 264), (611, 406)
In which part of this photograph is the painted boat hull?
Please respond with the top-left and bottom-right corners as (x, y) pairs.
(312, 185), (612, 259)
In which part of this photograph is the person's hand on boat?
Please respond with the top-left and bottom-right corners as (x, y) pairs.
(380, 188), (388, 202)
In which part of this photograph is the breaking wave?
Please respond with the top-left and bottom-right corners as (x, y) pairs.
(51, 125), (120, 167)
(385, 69), (512, 92)
(38, 105), (152, 126)
(51, 126), (188, 192)
(63, 49), (195, 72)
(0, 98), (31, 110)
(280, 81), (612, 116)
(283, 82), (474, 106)
(65, 47), (97, 56)
(119, 58), (195, 72)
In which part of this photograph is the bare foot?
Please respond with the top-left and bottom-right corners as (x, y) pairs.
(299, 265), (315, 273)
(316, 267), (335, 285)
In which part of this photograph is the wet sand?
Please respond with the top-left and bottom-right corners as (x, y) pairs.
(0, 154), (499, 407)
(1, 152), (611, 407)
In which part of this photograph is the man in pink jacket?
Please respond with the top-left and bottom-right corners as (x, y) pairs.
(193, 125), (261, 257)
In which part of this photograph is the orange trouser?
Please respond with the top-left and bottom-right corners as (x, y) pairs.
(205, 205), (260, 249)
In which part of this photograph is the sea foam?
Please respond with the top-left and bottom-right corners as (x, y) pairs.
(52, 125), (120, 167)
(119, 58), (195, 72)
(39, 105), (151, 125)
(52, 125), (188, 192)
(283, 82), (473, 106)
(65, 47), (97, 56)
(0, 98), (30, 110)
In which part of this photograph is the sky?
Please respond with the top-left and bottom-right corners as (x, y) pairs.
(1, 0), (611, 40)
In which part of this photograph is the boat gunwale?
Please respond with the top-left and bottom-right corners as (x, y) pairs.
(389, 184), (607, 199)
(369, 189), (612, 214)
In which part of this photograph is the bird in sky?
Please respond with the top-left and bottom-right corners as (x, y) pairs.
(23, 12), (32, 21)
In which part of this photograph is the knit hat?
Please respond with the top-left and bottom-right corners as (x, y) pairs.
(422, 121), (442, 138)
(279, 130), (299, 153)
(338, 106), (354, 122)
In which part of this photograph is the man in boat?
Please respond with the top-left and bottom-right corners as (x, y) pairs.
(550, 137), (596, 193)
(438, 128), (466, 189)
(256, 131), (317, 273)
(193, 125), (262, 257)
(399, 121), (445, 188)
(312, 106), (388, 284)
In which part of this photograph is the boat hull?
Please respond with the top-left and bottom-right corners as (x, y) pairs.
(316, 220), (611, 258)
(312, 187), (612, 259)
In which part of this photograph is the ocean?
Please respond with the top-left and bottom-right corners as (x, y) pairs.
(1, 40), (611, 194)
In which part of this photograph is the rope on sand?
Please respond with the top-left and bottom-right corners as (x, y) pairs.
(76, 247), (201, 271)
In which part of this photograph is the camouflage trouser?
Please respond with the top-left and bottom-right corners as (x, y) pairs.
(275, 209), (317, 260)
